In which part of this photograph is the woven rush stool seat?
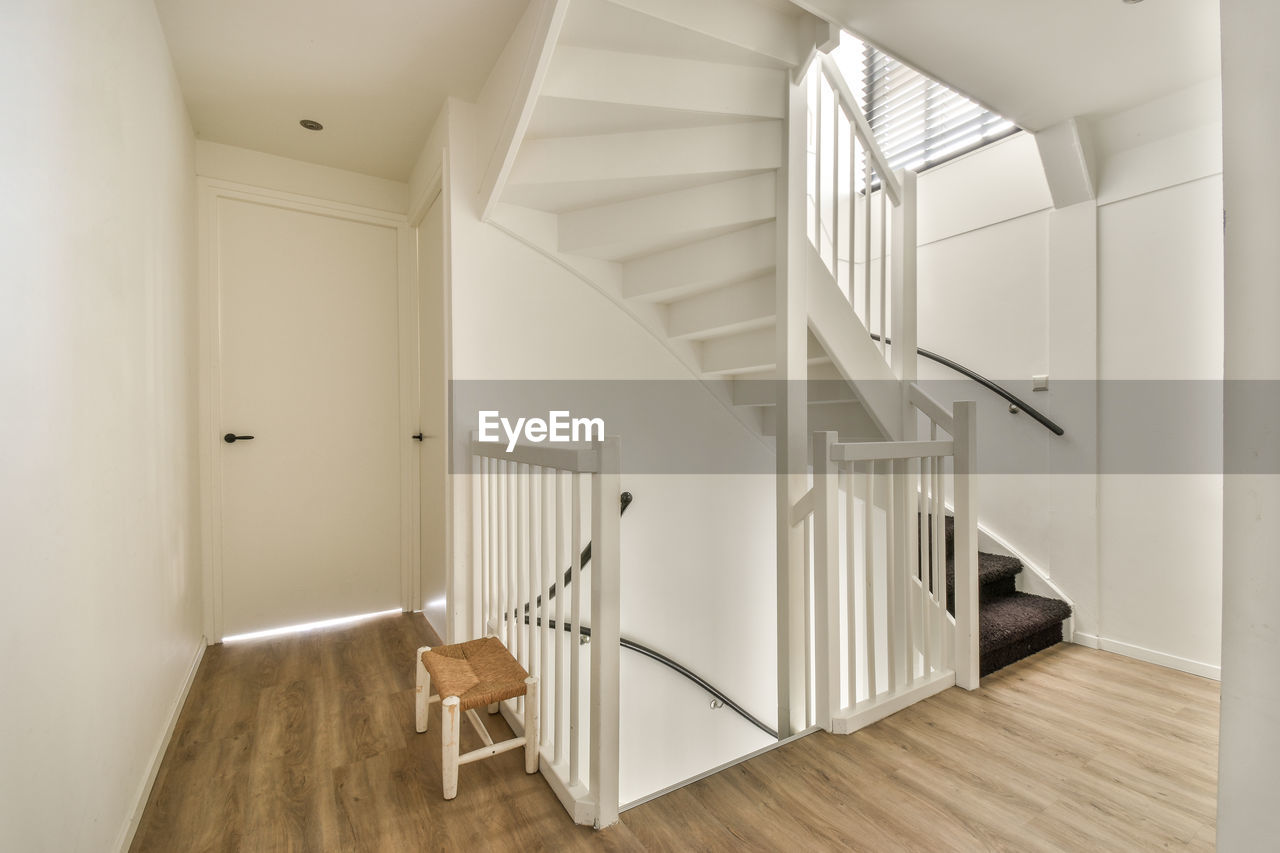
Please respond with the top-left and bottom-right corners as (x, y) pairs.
(415, 636), (539, 800)
(421, 637), (530, 711)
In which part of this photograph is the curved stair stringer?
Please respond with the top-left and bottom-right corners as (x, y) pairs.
(487, 201), (776, 453)
(971, 521), (1078, 644)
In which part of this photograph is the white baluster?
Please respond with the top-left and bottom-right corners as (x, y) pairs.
(866, 460), (879, 700)
(540, 468), (553, 747)
(843, 462), (856, 712)
(528, 465), (540, 719)
(569, 471), (582, 786)
(865, 156), (874, 349)
(884, 459), (898, 691)
(555, 470), (567, 766)
(589, 437), (621, 828)
(813, 431), (839, 731)
(814, 74), (824, 251)
(500, 460), (510, 650)
(879, 185), (887, 361)
(919, 455), (931, 676)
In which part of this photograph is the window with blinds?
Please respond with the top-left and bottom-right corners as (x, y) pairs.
(835, 35), (1017, 176)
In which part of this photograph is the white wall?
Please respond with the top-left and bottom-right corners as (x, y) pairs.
(876, 81), (1224, 677)
(1217, 0), (1280, 845)
(1093, 80), (1224, 677)
(1097, 174), (1224, 676)
(0, 2), (202, 850)
(439, 102), (776, 803)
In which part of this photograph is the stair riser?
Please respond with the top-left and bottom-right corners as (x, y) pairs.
(943, 576), (1023, 616)
(624, 221), (775, 302)
(559, 172), (776, 260)
(543, 46), (786, 119)
(980, 624), (1063, 677)
(511, 121), (781, 189)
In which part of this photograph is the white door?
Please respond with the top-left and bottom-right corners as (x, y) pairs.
(215, 195), (403, 638)
(417, 195), (449, 635)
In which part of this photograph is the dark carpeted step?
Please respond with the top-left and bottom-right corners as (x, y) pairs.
(978, 591), (1072, 675)
(944, 551), (1023, 613)
(981, 623), (1063, 676)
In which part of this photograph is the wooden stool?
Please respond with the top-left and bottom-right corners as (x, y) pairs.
(415, 637), (539, 799)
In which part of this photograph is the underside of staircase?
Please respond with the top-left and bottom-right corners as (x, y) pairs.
(499, 0), (1073, 680)
(497, 0), (885, 444)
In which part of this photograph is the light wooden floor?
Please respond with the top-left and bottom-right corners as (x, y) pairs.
(132, 613), (1219, 852)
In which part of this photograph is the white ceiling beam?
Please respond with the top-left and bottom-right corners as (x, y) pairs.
(1034, 117), (1097, 209)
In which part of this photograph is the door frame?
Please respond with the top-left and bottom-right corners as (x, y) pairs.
(197, 177), (418, 642)
(406, 152), (455, 641)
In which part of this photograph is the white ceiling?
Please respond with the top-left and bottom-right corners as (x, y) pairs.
(156, 0), (1221, 181)
(798, 0), (1222, 131)
(155, 0), (528, 181)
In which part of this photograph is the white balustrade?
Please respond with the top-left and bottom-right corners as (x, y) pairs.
(808, 393), (978, 734)
(470, 436), (621, 828)
(804, 53), (917, 381)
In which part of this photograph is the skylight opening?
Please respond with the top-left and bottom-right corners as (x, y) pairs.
(832, 32), (1019, 185)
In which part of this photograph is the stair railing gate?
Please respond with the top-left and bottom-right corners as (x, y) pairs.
(810, 396), (977, 734)
(470, 436), (621, 828)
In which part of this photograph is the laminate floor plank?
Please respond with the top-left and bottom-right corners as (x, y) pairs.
(132, 616), (1218, 852)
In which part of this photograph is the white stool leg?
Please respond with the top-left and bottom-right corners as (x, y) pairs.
(487, 702), (499, 715)
(415, 647), (431, 733)
(442, 696), (461, 799)
(524, 677), (539, 774)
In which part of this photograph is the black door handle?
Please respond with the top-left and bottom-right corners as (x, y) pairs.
(412, 433), (425, 441)
(224, 433), (255, 443)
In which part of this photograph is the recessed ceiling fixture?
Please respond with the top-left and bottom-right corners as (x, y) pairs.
(299, 119), (323, 131)
(1122, 0), (1144, 4)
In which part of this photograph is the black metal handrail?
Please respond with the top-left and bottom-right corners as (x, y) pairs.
(524, 615), (778, 740)
(510, 492), (778, 739)
(524, 491), (632, 615)
(870, 333), (1066, 436)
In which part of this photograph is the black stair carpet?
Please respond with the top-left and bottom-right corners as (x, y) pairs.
(930, 516), (1072, 677)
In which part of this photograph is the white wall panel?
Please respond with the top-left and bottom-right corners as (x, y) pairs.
(0, 2), (202, 849)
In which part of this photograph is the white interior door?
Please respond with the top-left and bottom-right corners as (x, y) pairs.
(215, 195), (403, 638)
(418, 194), (449, 635)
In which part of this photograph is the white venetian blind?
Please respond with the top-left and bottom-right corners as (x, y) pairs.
(835, 34), (1017, 175)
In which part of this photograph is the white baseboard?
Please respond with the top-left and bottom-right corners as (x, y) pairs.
(1072, 631), (1102, 649)
(1072, 632), (1220, 681)
(115, 639), (207, 853)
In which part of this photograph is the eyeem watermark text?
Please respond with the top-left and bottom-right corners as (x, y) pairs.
(478, 410), (605, 452)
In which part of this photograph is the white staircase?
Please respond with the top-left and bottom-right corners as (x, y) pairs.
(493, 0), (886, 443)
(467, 0), (984, 827)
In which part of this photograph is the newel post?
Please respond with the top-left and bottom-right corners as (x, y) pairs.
(952, 401), (980, 689)
(812, 431), (841, 731)
(589, 436), (621, 827)
(775, 55), (811, 739)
